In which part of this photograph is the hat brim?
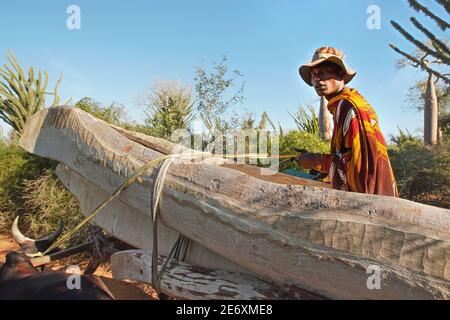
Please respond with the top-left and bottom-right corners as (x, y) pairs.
(299, 56), (356, 86)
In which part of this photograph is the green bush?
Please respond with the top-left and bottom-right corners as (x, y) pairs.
(389, 138), (449, 208)
(75, 97), (125, 126)
(0, 141), (54, 225)
(278, 130), (330, 172)
(277, 129), (449, 209)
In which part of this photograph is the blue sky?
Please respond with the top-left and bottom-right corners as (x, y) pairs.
(0, 0), (447, 138)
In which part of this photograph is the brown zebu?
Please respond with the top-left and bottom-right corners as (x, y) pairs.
(0, 217), (114, 300)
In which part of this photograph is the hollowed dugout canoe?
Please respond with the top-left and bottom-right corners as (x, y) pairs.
(19, 106), (450, 299)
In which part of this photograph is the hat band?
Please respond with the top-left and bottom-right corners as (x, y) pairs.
(311, 52), (343, 62)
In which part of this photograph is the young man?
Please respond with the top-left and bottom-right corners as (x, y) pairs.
(296, 47), (398, 197)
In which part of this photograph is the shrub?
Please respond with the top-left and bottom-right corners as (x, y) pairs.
(278, 130), (330, 172)
(0, 141), (53, 227)
(75, 97), (125, 126)
(20, 170), (101, 246)
(0, 141), (99, 247)
(389, 138), (449, 208)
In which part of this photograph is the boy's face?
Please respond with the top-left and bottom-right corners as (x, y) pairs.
(310, 63), (345, 97)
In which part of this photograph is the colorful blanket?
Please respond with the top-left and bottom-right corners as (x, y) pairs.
(317, 87), (398, 196)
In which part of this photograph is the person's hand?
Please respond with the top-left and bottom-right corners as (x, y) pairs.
(295, 153), (321, 169)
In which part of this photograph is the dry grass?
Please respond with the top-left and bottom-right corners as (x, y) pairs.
(0, 141), (101, 253)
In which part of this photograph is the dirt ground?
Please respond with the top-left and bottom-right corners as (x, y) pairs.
(0, 234), (158, 300)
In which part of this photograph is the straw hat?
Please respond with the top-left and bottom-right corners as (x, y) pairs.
(299, 47), (356, 86)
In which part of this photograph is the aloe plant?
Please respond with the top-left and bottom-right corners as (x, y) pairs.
(0, 50), (66, 136)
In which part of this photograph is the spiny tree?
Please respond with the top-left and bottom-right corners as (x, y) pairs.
(258, 111), (277, 131)
(239, 112), (256, 130)
(0, 50), (67, 136)
(394, 41), (446, 146)
(229, 111), (278, 166)
(137, 80), (196, 139)
(390, 0), (449, 84)
(389, 0), (449, 144)
(392, 40), (447, 145)
(239, 111), (276, 131)
(289, 104), (319, 135)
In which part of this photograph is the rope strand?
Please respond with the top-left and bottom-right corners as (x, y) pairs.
(42, 151), (297, 256)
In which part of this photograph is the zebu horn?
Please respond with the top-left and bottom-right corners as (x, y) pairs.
(35, 219), (64, 252)
(11, 216), (35, 245)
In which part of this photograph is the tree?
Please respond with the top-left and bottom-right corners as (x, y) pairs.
(389, 0), (449, 85)
(405, 78), (449, 142)
(406, 78), (449, 113)
(194, 55), (245, 134)
(318, 97), (331, 140)
(393, 39), (448, 145)
(0, 50), (67, 136)
(389, 0), (449, 145)
(425, 71), (440, 144)
(75, 97), (126, 126)
(137, 80), (195, 139)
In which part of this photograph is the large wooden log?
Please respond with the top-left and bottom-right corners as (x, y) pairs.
(19, 106), (450, 299)
(55, 165), (323, 300)
(55, 163), (253, 275)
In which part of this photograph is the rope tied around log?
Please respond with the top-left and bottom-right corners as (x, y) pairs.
(150, 157), (191, 293)
(41, 154), (175, 255)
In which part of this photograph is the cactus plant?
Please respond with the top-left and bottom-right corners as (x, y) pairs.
(0, 50), (67, 136)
